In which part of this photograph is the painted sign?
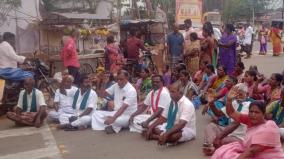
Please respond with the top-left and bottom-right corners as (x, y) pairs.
(176, 0), (203, 26)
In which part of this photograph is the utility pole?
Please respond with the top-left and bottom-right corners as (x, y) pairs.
(14, 10), (20, 53)
(282, 0), (284, 19)
(252, 5), (255, 27)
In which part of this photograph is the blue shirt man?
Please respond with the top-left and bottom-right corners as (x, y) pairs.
(167, 25), (184, 65)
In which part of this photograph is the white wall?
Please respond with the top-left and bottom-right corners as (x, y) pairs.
(0, 0), (41, 53)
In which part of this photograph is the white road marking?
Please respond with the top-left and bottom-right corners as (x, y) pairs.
(0, 127), (41, 139)
(0, 124), (62, 159)
(0, 147), (59, 159)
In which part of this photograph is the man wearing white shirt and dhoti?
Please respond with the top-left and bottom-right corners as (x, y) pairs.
(129, 74), (171, 134)
(58, 74), (98, 131)
(6, 78), (47, 128)
(47, 75), (77, 122)
(146, 83), (196, 145)
(92, 70), (137, 134)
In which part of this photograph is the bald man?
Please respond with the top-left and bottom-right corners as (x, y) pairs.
(7, 78), (47, 128)
(92, 70), (137, 134)
(47, 75), (78, 123)
(145, 83), (196, 145)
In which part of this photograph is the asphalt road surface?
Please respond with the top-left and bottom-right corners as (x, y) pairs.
(0, 44), (283, 159)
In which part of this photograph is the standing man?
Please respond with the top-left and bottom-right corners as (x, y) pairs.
(167, 24), (184, 68)
(126, 29), (148, 61)
(92, 70), (137, 134)
(146, 83), (196, 145)
(58, 74), (98, 130)
(183, 19), (194, 40)
(129, 75), (171, 134)
(61, 35), (80, 85)
(6, 78), (47, 128)
(243, 23), (253, 59)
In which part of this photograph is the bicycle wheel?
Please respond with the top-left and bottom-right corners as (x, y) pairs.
(79, 63), (94, 74)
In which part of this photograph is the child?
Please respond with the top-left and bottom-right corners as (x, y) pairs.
(162, 64), (171, 87)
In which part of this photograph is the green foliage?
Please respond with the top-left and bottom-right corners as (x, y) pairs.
(222, 0), (269, 23)
(42, 0), (56, 11)
(2, 0), (21, 7)
(42, 0), (100, 13)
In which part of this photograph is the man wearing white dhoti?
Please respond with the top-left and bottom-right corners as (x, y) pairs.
(58, 75), (98, 131)
(48, 75), (77, 122)
(129, 74), (171, 134)
(92, 70), (137, 134)
(147, 83), (196, 145)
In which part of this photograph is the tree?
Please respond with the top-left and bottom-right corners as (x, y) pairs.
(42, 0), (100, 13)
(222, 0), (270, 23)
(0, 0), (21, 26)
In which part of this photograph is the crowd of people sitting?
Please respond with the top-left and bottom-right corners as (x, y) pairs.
(4, 20), (284, 158)
(6, 60), (284, 158)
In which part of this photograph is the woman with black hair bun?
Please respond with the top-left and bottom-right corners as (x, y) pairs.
(200, 22), (215, 69)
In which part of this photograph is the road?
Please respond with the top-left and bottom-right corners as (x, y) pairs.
(0, 43), (283, 159)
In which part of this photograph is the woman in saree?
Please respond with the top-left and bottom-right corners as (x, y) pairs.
(212, 86), (284, 159)
(135, 68), (152, 101)
(105, 35), (124, 75)
(258, 25), (268, 55)
(218, 24), (238, 75)
(184, 32), (200, 77)
(270, 23), (282, 56)
(205, 65), (228, 92)
(200, 22), (215, 69)
(253, 73), (282, 105)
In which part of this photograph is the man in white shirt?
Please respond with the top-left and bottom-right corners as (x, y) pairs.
(92, 70), (137, 134)
(145, 83), (196, 145)
(129, 74), (171, 134)
(0, 32), (33, 81)
(47, 75), (77, 122)
(6, 78), (47, 128)
(203, 83), (250, 156)
(243, 24), (253, 59)
(58, 74), (98, 131)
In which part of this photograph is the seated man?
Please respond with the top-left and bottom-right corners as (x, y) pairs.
(145, 83), (196, 145)
(7, 78), (47, 128)
(58, 74), (98, 130)
(92, 70), (137, 134)
(203, 83), (251, 156)
(129, 74), (171, 133)
(266, 87), (284, 139)
(47, 75), (77, 122)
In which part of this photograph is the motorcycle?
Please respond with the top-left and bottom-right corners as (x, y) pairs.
(0, 52), (56, 115)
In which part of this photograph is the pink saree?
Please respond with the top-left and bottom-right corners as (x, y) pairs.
(212, 120), (284, 159)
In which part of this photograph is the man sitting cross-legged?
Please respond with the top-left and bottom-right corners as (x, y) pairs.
(129, 74), (171, 134)
(47, 75), (78, 123)
(58, 74), (98, 131)
(7, 78), (47, 128)
(92, 70), (137, 134)
(144, 83), (196, 145)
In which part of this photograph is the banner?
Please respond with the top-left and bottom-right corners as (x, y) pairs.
(176, 0), (203, 26)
